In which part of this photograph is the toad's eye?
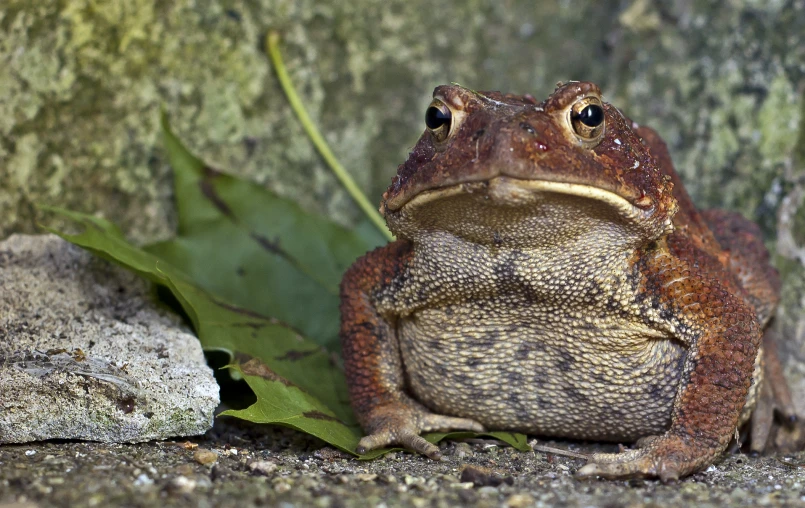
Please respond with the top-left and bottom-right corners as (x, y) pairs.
(425, 101), (452, 142)
(569, 97), (606, 145)
(576, 104), (604, 127)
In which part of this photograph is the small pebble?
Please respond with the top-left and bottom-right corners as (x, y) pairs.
(274, 482), (292, 494)
(167, 476), (197, 494)
(404, 475), (424, 486)
(453, 442), (473, 459)
(133, 474), (153, 487)
(193, 449), (218, 465)
(457, 489), (476, 503)
(459, 464), (514, 487)
(175, 464), (195, 476)
(506, 493), (536, 508)
(248, 460), (278, 476)
(314, 447), (347, 461)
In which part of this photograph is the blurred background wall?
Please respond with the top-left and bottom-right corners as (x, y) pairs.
(1, 0), (804, 395)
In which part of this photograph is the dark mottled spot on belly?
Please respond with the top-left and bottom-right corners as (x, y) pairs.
(493, 254), (517, 282)
(556, 350), (576, 371)
(434, 363), (449, 377)
(516, 407), (534, 423)
(607, 404), (627, 418)
(588, 369), (608, 384)
(427, 339), (443, 351)
(476, 330), (500, 349)
(564, 385), (588, 403)
(532, 370), (546, 384)
(577, 320), (597, 331)
(645, 382), (662, 397)
(536, 395), (555, 409)
(413, 371), (431, 388)
(492, 252), (543, 304)
(506, 370), (526, 385)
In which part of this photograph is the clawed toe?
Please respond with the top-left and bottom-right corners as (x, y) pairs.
(575, 463), (609, 479)
(575, 459), (677, 482)
(404, 434), (443, 459)
(421, 414), (486, 433)
(574, 448), (686, 482)
(355, 402), (486, 459)
(357, 431), (442, 458)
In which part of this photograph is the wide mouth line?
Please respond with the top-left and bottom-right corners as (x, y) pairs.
(396, 176), (647, 218)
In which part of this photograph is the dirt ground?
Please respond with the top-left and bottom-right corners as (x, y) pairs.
(1, 415), (804, 508)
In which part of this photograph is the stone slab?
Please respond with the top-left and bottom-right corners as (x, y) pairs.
(0, 234), (219, 443)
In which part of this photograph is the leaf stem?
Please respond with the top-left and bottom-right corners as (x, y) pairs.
(266, 32), (392, 240)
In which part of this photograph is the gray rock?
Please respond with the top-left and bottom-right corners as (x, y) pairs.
(0, 234), (219, 443)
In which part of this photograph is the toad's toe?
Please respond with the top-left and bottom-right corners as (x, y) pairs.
(355, 400), (486, 459)
(358, 431), (442, 459)
(576, 456), (678, 482)
(420, 414), (486, 433)
(574, 447), (688, 482)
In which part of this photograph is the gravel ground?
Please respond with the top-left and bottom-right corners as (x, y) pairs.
(1, 415), (804, 508)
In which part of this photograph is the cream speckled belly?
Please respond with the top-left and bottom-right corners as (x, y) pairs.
(398, 304), (685, 442)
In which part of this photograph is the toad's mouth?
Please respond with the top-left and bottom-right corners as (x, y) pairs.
(386, 176), (673, 245)
(403, 177), (647, 218)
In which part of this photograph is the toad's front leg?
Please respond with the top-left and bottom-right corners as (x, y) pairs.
(577, 238), (763, 481)
(340, 241), (485, 459)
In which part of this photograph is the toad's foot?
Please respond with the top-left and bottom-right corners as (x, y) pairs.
(575, 435), (713, 481)
(751, 330), (800, 453)
(356, 400), (485, 459)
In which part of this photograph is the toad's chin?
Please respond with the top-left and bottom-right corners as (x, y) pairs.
(385, 176), (673, 249)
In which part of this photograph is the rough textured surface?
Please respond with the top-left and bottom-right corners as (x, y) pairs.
(0, 234), (219, 443)
(341, 82), (793, 480)
(1, 0), (801, 395)
(0, 0), (803, 503)
(1, 420), (804, 507)
(0, 0), (801, 394)
(0, 1), (802, 241)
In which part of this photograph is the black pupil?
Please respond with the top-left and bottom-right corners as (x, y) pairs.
(425, 106), (451, 130)
(577, 104), (604, 127)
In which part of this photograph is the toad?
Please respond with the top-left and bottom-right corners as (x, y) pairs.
(339, 81), (797, 480)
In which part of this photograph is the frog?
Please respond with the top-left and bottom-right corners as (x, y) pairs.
(339, 81), (797, 480)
